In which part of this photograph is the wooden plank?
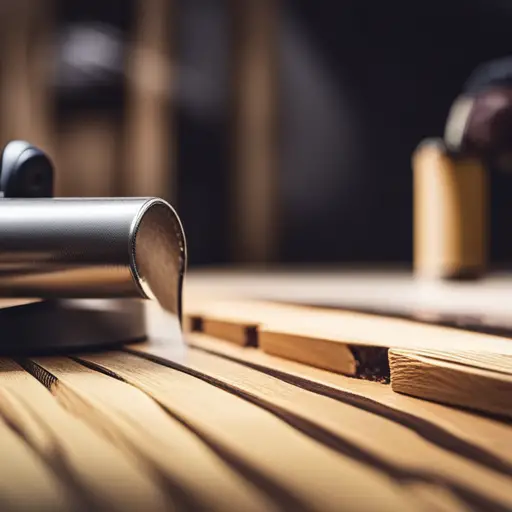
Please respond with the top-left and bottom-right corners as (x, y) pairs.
(389, 349), (512, 419)
(391, 349), (512, 375)
(184, 333), (512, 474)
(73, 352), (428, 512)
(28, 356), (275, 512)
(129, 344), (512, 507)
(0, 415), (70, 511)
(0, 364), (73, 511)
(405, 484), (471, 512)
(126, 341), (512, 511)
(0, 359), (172, 511)
(184, 298), (512, 378)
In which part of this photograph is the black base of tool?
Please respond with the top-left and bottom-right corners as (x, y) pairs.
(0, 299), (147, 355)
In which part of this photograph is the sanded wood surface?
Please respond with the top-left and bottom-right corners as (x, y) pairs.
(185, 333), (512, 473)
(29, 356), (276, 512)
(0, 359), (170, 512)
(127, 340), (512, 511)
(184, 298), (512, 378)
(0, 340), (504, 510)
(75, 351), (428, 512)
(0, 270), (510, 511)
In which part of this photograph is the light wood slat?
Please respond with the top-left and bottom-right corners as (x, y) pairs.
(405, 484), (470, 512)
(392, 349), (512, 375)
(0, 414), (71, 511)
(0, 359), (171, 511)
(184, 334), (512, 473)
(28, 357), (274, 512)
(0, 364), (75, 511)
(127, 341), (512, 511)
(73, 353), (429, 512)
(184, 299), (512, 377)
(389, 349), (512, 419)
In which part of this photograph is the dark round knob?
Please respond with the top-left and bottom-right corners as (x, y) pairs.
(0, 141), (54, 198)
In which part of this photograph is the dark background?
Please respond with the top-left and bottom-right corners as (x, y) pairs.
(176, 0), (512, 267)
(35, 1), (512, 267)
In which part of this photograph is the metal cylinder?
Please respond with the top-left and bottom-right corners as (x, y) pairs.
(0, 197), (186, 318)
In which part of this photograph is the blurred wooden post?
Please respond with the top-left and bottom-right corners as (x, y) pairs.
(0, 0), (54, 154)
(230, 0), (278, 263)
(413, 138), (488, 280)
(122, 0), (174, 202)
(55, 116), (120, 197)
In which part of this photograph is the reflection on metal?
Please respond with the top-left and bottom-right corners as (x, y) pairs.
(0, 197), (187, 320)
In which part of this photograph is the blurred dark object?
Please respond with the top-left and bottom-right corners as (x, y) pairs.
(445, 58), (512, 173)
(279, 0), (512, 266)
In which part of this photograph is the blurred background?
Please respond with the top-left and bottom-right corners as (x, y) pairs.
(1, 0), (512, 269)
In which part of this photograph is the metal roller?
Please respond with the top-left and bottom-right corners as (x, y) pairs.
(0, 197), (186, 318)
(0, 197), (186, 353)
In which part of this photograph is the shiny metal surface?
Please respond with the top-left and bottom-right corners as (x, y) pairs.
(0, 198), (186, 320)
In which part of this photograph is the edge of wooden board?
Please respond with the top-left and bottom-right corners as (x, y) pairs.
(389, 349), (512, 419)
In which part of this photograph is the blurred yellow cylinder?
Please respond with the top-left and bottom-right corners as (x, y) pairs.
(413, 139), (487, 279)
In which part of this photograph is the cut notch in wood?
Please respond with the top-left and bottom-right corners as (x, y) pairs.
(127, 341), (512, 511)
(185, 298), (512, 380)
(185, 333), (512, 476)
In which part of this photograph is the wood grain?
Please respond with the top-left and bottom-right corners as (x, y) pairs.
(75, 351), (427, 512)
(389, 349), (512, 419)
(185, 298), (512, 378)
(0, 359), (172, 511)
(28, 356), (274, 512)
(185, 333), (512, 474)
(0, 365), (73, 511)
(393, 349), (512, 375)
(127, 341), (512, 511)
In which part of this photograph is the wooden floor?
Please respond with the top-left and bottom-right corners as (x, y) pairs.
(1, 270), (512, 511)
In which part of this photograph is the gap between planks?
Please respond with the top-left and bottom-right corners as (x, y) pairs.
(183, 333), (512, 475)
(24, 356), (276, 512)
(123, 341), (512, 511)
(0, 358), (173, 512)
(183, 299), (512, 380)
(70, 350), (440, 512)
